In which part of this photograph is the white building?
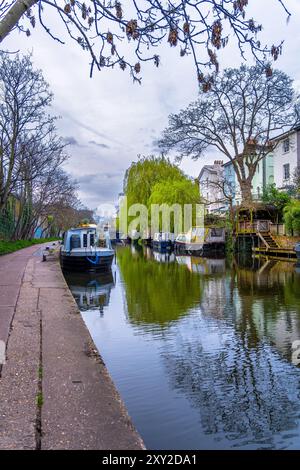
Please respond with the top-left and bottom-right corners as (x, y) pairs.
(198, 161), (226, 213)
(199, 127), (300, 212)
(270, 126), (300, 190)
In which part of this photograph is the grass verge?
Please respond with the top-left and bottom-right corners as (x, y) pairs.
(0, 238), (59, 256)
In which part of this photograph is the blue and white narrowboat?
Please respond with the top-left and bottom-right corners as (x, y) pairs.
(60, 224), (114, 271)
(152, 232), (175, 252)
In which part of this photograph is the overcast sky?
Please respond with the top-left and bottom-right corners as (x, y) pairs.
(4, 0), (300, 213)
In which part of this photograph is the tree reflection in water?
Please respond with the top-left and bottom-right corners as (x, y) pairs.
(66, 247), (300, 449)
(162, 257), (300, 448)
(117, 246), (202, 327)
(118, 248), (300, 448)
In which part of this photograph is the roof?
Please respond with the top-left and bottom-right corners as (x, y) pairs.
(198, 165), (220, 180)
(233, 202), (278, 213)
(269, 125), (300, 143)
(69, 225), (97, 232)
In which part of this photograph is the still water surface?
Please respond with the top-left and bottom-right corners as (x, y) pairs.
(64, 246), (300, 450)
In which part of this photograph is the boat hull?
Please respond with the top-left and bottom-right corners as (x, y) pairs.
(174, 241), (225, 256)
(60, 252), (114, 272)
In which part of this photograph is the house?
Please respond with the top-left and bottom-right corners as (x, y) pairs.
(223, 154), (274, 206)
(198, 161), (226, 213)
(198, 126), (300, 212)
(269, 126), (300, 190)
(199, 154), (274, 212)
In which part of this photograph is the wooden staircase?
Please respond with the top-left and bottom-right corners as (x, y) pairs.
(258, 232), (280, 250)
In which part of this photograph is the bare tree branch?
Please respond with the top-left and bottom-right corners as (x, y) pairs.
(0, 0), (291, 81)
(159, 64), (299, 202)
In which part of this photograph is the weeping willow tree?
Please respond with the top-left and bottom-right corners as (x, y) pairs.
(121, 155), (200, 233)
(124, 156), (187, 206)
(117, 247), (202, 327)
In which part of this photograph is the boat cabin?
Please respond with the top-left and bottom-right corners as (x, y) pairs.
(63, 225), (99, 251)
(153, 232), (175, 242)
(176, 227), (225, 244)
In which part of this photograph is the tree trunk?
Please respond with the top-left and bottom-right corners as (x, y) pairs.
(239, 180), (253, 204)
(0, 0), (38, 42)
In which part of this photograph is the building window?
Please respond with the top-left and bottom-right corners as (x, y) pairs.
(283, 163), (290, 180)
(283, 138), (290, 153)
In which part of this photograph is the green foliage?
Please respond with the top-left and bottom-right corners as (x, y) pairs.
(149, 178), (200, 206)
(283, 200), (300, 235)
(292, 168), (300, 198)
(0, 205), (15, 239)
(124, 155), (187, 205)
(123, 155), (200, 231)
(0, 238), (59, 256)
(262, 184), (291, 219)
(149, 178), (200, 230)
(36, 392), (43, 408)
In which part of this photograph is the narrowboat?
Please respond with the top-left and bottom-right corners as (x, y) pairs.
(60, 224), (114, 272)
(152, 232), (175, 252)
(174, 227), (225, 256)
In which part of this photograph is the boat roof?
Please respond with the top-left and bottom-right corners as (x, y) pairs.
(68, 226), (97, 232)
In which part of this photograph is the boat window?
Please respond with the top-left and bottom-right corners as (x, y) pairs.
(210, 228), (223, 237)
(90, 233), (95, 246)
(70, 234), (81, 249)
(83, 233), (88, 247)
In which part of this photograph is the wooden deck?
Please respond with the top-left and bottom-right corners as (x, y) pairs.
(253, 246), (296, 259)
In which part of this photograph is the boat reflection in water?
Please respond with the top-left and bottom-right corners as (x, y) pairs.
(152, 250), (176, 264)
(176, 255), (226, 274)
(64, 270), (115, 315)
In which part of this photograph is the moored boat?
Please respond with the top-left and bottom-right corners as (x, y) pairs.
(152, 232), (175, 252)
(174, 227), (225, 256)
(60, 224), (115, 272)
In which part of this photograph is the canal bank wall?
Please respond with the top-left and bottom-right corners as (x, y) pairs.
(0, 245), (144, 450)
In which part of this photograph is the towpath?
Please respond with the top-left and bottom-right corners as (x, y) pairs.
(0, 244), (144, 450)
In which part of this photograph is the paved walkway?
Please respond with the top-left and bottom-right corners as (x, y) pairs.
(0, 245), (144, 450)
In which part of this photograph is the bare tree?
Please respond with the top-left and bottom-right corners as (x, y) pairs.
(0, 1), (291, 81)
(12, 137), (68, 238)
(159, 65), (299, 203)
(0, 52), (66, 214)
(45, 200), (95, 236)
(205, 177), (235, 215)
(12, 166), (77, 238)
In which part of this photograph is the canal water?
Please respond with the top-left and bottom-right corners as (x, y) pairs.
(64, 246), (300, 450)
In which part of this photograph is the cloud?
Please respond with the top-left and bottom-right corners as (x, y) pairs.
(63, 136), (79, 146)
(89, 140), (110, 149)
(4, 2), (300, 208)
(75, 173), (123, 208)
